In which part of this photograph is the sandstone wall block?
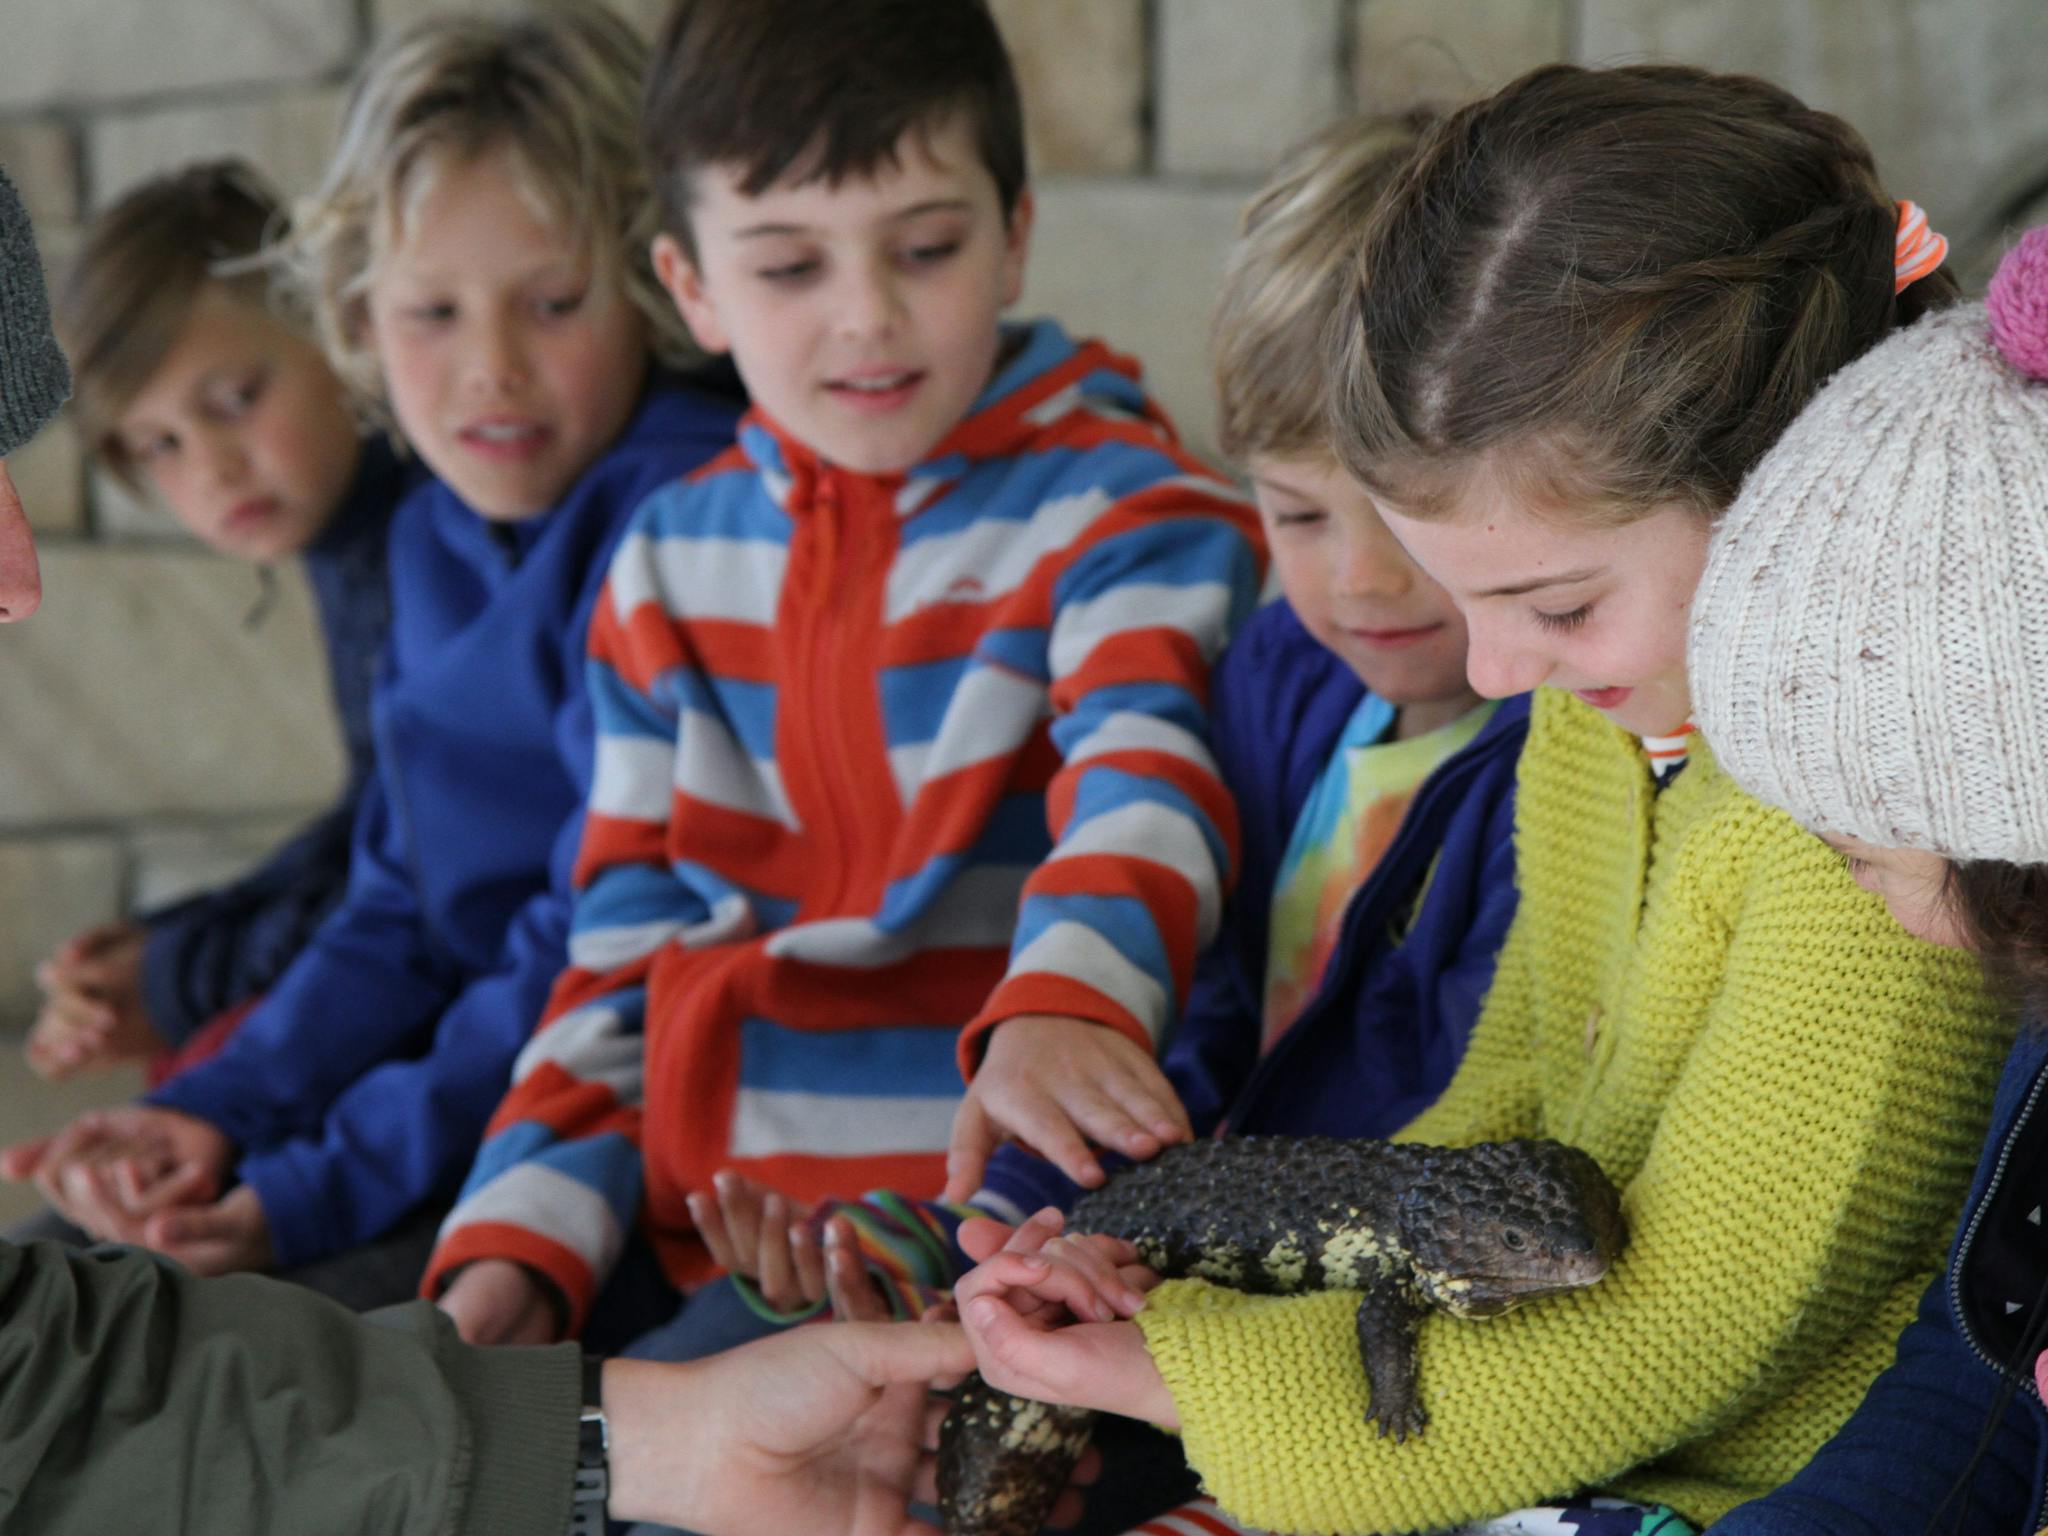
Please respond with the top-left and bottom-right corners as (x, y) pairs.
(0, 0), (356, 113)
(1159, 0), (1346, 176)
(1578, 0), (2048, 242)
(89, 86), (348, 208)
(1020, 177), (1254, 463)
(1355, 0), (1568, 115)
(994, 0), (1148, 175)
(0, 546), (344, 828)
(0, 119), (81, 224)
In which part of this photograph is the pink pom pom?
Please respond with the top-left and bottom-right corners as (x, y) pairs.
(1988, 226), (2048, 382)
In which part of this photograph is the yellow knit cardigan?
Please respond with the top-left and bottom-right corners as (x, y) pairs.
(1135, 688), (2010, 1533)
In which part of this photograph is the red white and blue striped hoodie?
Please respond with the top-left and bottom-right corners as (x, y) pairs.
(423, 321), (1266, 1328)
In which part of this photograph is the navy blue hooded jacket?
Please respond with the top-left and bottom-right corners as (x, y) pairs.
(139, 436), (414, 1046)
(1714, 1022), (2048, 1536)
(148, 370), (742, 1268)
(980, 599), (1527, 1219)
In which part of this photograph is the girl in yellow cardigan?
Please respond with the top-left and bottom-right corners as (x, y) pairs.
(950, 65), (2013, 1536)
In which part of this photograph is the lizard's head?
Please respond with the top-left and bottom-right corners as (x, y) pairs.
(1396, 1139), (1626, 1317)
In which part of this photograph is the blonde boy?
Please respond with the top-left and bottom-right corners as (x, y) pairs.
(6, 5), (743, 1314)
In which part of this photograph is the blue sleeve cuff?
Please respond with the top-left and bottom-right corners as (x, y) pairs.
(239, 1143), (347, 1272)
(977, 1143), (1096, 1226)
(144, 1069), (251, 1149)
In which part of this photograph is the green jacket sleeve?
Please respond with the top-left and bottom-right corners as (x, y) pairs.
(0, 1238), (581, 1536)
(1134, 826), (2007, 1535)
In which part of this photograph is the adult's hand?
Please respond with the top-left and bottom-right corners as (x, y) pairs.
(604, 1319), (975, 1536)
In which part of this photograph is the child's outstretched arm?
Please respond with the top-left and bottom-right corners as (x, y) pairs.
(946, 485), (1265, 1200)
(690, 1171), (826, 1315)
(946, 1015), (1190, 1198)
(695, 1172), (991, 1325)
(127, 757), (612, 1279)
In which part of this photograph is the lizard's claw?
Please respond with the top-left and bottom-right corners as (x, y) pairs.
(1365, 1399), (1428, 1442)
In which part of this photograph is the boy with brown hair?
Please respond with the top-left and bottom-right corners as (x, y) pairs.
(26, 160), (410, 1086)
(426, 0), (1266, 1354)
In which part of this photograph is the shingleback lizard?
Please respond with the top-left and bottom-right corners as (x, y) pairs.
(937, 1135), (1628, 1536)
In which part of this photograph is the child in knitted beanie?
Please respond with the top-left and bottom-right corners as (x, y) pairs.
(1694, 227), (2048, 1536)
(950, 65), (2010, 1536)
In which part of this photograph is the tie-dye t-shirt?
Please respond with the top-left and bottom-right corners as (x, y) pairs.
(1260, 695), (1498, 1053)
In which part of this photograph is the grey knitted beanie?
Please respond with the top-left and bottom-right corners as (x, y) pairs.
(0, 165), (73, 458)
(1691, 230), (2048, 862)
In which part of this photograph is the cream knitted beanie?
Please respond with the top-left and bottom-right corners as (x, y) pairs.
(1691, 228), (2048, 862)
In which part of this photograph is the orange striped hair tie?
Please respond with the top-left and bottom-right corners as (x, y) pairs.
(1895, 199), (1949, 292)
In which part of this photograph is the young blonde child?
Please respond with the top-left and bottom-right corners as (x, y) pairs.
(1, 1), (741, 1315)
(1124, 109), (1512, 1156)
(955, 65), (2011, 1536)
(958, 109), (1545, 1536)
(27, 161), (410, 1087)
(1694, 227), (2048, 1536)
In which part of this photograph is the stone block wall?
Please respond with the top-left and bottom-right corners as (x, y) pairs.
(2, 0), (2045, 1025)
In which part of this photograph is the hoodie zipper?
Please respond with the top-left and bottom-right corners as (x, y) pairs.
(803, 474), (854, 915)
(789, 469), (899, 919)
(1946, 1058), (2048, 1532)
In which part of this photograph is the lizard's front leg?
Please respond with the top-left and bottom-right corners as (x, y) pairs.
(1354, 1280), (1427, 1440)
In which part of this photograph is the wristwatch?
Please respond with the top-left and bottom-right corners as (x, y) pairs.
(569, 1355), (609, 1536)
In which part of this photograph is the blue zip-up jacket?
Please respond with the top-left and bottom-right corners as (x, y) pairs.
(1712, 1021), (2048, 1536)
(979, 600), (1528, 1219)
(148, 371), (743, 1269)
(138, 436), (415, 1047)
